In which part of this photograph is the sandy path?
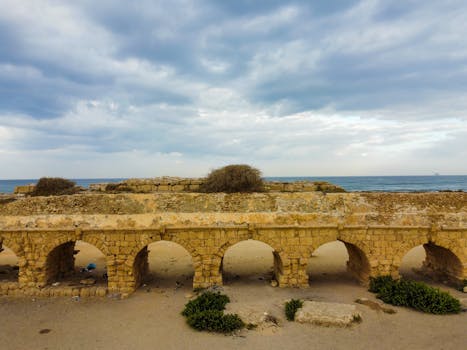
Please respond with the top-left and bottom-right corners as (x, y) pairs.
(1, 242), (466, 350)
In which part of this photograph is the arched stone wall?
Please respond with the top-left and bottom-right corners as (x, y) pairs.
(0, 243), (19, 283)
(342, 241), (371, 283)
(0, 226), (465, 297)
(220, 239), (278, 285)
(46, 241), (76, 284)
(126, 232), (200, 292)
(44, 238), (109, 286)
(336, 228), (373, 283)
(132, 240), (196, 289)
(0, 235), (25, 286)
(308, 233), (371, 285)
(214, 228), (301, 287)
(422, 243), (464, 285)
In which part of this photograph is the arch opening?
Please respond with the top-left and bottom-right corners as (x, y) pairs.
(399, 243), (463, 287)
(221, 240), (279, 285)
(133, 241), (194, 289)
(45, 240), (107, 287)
(307, 241), (370, 285)
(0, 244), (19, 282)
(399, 245), (426, 281)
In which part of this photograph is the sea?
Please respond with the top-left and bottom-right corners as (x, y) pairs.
(1, 176), (467, 194)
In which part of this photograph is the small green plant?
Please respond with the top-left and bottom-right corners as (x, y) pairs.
(31, 177), (78, 196)
(352, 314), (362, 323)
(182, 292), (244, 333)
(285, 299), (303, 321)
(460, 279), (467, 291)
(200, 164), (264, 193)
(246, 323), (258, 330)
(182, 291), (230, 317)
(187, 310), (244, 333)
(369, 276), (461, 314)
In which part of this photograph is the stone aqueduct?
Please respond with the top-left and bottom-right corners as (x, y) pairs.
(0, 191), (466, 297)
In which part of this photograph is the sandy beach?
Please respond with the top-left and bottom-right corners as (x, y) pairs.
(0, 241), (466, 350)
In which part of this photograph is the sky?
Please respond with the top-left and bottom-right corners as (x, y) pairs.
(1, 0), (466, 179)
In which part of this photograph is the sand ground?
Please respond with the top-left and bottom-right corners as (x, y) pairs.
(0, 241), (466, 350)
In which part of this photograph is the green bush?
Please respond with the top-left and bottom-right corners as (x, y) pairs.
(369, 275), (394, 293)
(182, 291), (230, 317)
(200, 164), (264, 193)
(182, 292), (244, 333)
(31, 177), (78, 196)
(369, 276), (461, 314)
(187, 310), (244, 333)
(285, 299), (303, 321)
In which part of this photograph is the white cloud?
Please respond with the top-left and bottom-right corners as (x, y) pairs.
(1, 0), (467, 178)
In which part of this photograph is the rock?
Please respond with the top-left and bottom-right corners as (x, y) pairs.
(80, 288), (89, 297)
(80, 278), (96, 285)
(355, 298), (396, 314)
(270, 280), (278, 287)
(106, 292), (121, 299)
(295, 301), (362, 327)
(259, 312), (279, 326)
(463, 286), (467, 293)
(224, 303), (281, 333)
(96, 288), (107, 297)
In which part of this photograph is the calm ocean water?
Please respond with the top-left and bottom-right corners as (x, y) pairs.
(1, 176), (466, 194)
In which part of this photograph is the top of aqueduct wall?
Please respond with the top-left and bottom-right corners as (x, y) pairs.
(1, 191), (466, 230)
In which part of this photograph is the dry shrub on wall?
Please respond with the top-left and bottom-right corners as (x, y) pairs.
(200, 164), (265, 193)
(31, 177), (78, 196)
(105, 183), (134, 193)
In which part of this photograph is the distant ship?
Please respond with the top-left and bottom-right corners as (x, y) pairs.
(433, 172), (440, 176)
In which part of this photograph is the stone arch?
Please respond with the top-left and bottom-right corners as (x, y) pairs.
(132, 239), (198, 289)
(0, 241), (20, 282)
(79, 234), (109, 257)
(218, 238), (287, 286)
(308, 239), (371, 284)
(391, 236), (429, 276)
(44, 239), (108, 286)
(394, 239), (464, 286)
(398, 244), (427, 281)
(342, 240), (371, 283)
(0, 236), (23, 260)
(421, 242), (464, 286)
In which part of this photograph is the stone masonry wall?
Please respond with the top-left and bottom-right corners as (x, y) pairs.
(0, 192), (466, 298)
(14, 178), (345, 194)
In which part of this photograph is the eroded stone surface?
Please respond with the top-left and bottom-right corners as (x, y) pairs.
(295, 301), (361, 326)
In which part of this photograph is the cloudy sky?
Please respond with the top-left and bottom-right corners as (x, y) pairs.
(1, 0), (466, 179)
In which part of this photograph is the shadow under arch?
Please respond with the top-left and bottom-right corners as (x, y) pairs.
(220, 239), (282, 285)
(0, 244), (19, 282)
(400, 242), (463, 287)
(133, 240), (195, 289)
(45, 240), (107, 286)
(308, 240), (370, 285)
